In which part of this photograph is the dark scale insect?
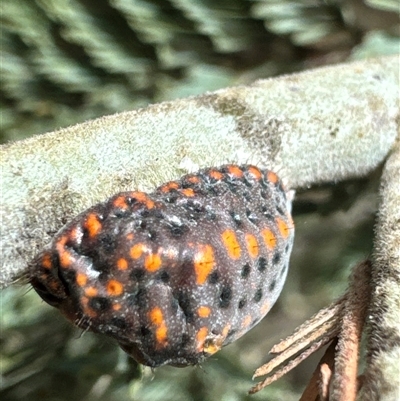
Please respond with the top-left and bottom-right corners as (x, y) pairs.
(30, 164), (295, 367)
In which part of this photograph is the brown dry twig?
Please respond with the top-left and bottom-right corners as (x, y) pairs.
(299, 339), (337, 401)
(331, 260), (372, 401)
(249, 297), (343, 395)
(250, 260), (372, 400)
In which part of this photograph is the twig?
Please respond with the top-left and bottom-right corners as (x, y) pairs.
(299, 338), (337, 401)
(270, 296), (344, 354)
(330, 260), (372, 401)
(319, 363), (333, 401)
(249, 260), (374, 398)
(249, 338), (334, 395)
(360, 138), (400, 400)
(250, 299), (344, 394)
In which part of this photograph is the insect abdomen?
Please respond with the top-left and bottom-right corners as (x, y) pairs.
(30, 164), (294, 367)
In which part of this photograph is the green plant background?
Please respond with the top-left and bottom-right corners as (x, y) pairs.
(1, 1), (399, 400)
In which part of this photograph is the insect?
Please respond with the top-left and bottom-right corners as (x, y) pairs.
(30, 164), (294, 367)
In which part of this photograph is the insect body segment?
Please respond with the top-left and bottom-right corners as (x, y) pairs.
(30, 165), (294, 367)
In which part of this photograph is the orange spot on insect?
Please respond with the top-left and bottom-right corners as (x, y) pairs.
(276, 217), (289, 239)
(221, 230), (241, 259)
(242, 315), (252, 328)
(197, 306), (211, 318)
(113, 303), (122, 311)
(247, 166), (262, 180)
(130, 243), (147, 259)
(209, 170), (223, 180)
(117, 258), (128, 270)
(261, 302), (270, 315)
(149, 307), (168, 347)
(196, 327), (209, 352)
(85, 213), (102, 238)
(57, 235), (68, 247)
(155, 326), (168, 346)
(80, 296), (98, 318)
(126, 233), (134, 241)
(85, 286), (98, 297)
(180, 188), (195, 197)
(186, 175), (200, 184)
(41, 253), (52, 269)
(131, 191), (155, 209)
(160, 181), (180, 193)
(144, 253), (162, 272)
(76, 273), (88, 287)
(59, 250), (73, 268)
(55, 236), (73, 268)
(261, 228), (276, 251)
(113, 195), (128, 209)
(149, 307), (163, 325)
(267, 171), (279, 184)
(227, 165), (243, 178)
(193, 244), (215, 285)
(245, 233), (259, 259)
(106, 279), (124, 296)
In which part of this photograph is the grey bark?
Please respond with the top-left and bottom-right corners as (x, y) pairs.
(359, 138), (400, 401)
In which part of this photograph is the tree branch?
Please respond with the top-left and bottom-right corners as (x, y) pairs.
(1, 55), (398, 288)
(360, 137), (400, 401)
